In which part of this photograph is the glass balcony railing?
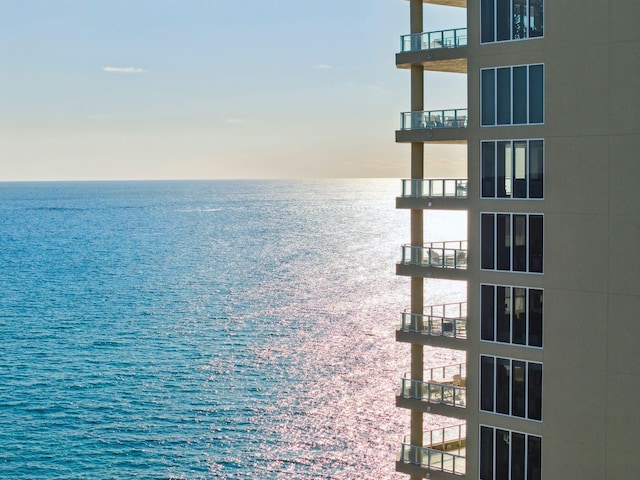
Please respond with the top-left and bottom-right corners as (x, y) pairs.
(400, 109), (467, 130)
(401, 302), (467, 339)
(399, 424), (466, 476)
(400, 28), (468, 52)
(400, 242), (467, 269)
(400, 363), (467, 407)
(401, 178), (468, 198)
(400, 378), (467, 407)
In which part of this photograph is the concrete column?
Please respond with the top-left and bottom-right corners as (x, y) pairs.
(410, 0), (422, 35)
(409, 0), (424, 461)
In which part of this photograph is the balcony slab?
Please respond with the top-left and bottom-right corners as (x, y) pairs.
(396, 196), (468, 210)
(396, 394), (468, 419)
(396, 49), (468, 73)
(396, 262), (468, 280)
(396, 328), (467, 349)
(421, 0), (466, 7)
(396, 128), (467, 144)
(396, 460), (464, 479)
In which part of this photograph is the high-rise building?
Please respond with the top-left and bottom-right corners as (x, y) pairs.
(394, 1), (640, 479)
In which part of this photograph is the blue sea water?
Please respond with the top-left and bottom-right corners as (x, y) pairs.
(0, 179), (465, 479)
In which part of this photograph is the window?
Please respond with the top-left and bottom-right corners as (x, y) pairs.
(482, 140), (544, 199)
(481, 285), (543, 347)
(480, 426), (542, 480)
(481, 65), (544, 126)
(481, 0), (544, 43)
(480, 356), (543, 421)
(481, 213), (543, 273)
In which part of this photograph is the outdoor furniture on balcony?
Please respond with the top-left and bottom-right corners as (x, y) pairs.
(400, 302), (467, 339)
(400, 109), (468, 130)
(400, 242), (468, 269)
(399, 363), (467, 408)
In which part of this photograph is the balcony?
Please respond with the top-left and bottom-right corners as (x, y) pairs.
(396, 109), (468, 144)
(401, 304), (467, 337)
(401, 242), (467, 268)
(397, 178), (468, 210)
(397, 424), (466, 477)
(396, 32), (467, 72)
(397, 363), (466, 417)
(397, 242), (468, 280)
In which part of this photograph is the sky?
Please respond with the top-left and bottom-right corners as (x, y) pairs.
(0, 0), (467, 181)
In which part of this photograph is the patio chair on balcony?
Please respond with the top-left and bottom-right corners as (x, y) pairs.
(452, 374), (466, 388)
(450, 116), (466, 127)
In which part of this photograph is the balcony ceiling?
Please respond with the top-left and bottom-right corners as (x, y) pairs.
(396, 58), (467, 73)
(424, 0), (466, 7)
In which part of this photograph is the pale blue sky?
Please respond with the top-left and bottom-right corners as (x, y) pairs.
(0, 0), (466, 180)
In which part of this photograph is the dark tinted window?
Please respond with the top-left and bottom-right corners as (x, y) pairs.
(481, 356), (495, 411)
(481, 214), (495, 269)
(528, 362), (543, 420)
(529, 64), (544, 123)
(482, 142), (496, 197)
(512, 360), (527, 417)
(497, 286), (511, 343)
(481, 285), (495, 341)
(513, 66), (528, 123)
(529, 215), (544, 273)
(528, 435), (542, 480)
(496, 358), (510, 414)
(529, 140), (544, 198)
(496, 0), (510, 41)
(496, 429), (510, 480)
(497, 214), (511, 270)
(497, 68), (511, 125)
(529, 289), (543, 347)
(513, 214), (527, 271)
(482, 69), (496, 126)
(512, 288), (527, 345)
(480, 426), (494, 480)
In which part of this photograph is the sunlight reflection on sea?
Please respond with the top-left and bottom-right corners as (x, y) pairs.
(0, 179), (465, 479)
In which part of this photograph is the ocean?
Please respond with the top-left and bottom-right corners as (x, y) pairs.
(0, 179), (466, 479)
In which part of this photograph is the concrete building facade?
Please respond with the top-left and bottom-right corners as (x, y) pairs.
(394, 0), (640, 478)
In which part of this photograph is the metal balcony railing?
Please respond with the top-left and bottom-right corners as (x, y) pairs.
(400, 28), (468, 52)
(400, 109), (467, 130)
(401, 302), (467, 339)
(401, 178), (468, 198)
(399, 424), (466, 476)
(400, 242), (468, 269)
(424, 362), (466, 383)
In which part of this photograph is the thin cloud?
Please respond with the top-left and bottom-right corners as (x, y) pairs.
(225, 118), (244, 124)
(313, 64), (331, 69)
(103, 66), (147, 73)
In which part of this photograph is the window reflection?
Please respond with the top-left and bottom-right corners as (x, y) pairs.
(481, 0), (544, 43)
(482, 139), (543, 200)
